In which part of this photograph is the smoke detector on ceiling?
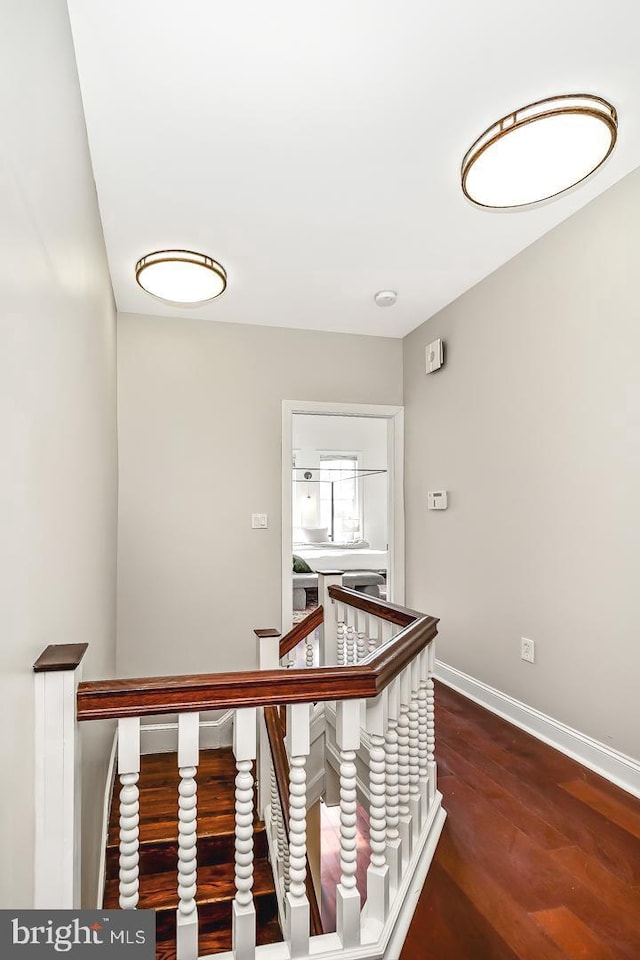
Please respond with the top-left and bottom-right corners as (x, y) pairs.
(374, 290), (397, 307)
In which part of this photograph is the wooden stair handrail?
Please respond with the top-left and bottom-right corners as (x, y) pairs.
(76, 611), (438, 721)
(264, 706), (323, 937)
(279, 605), (324, 659)
(327, 584), (424, 626)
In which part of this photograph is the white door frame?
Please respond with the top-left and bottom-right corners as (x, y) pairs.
(281, 400), (405, 633)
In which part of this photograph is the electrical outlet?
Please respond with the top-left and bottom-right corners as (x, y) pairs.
(521, 637), (535, 663)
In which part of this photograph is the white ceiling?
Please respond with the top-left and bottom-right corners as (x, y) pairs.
(67, 0), (640, 338)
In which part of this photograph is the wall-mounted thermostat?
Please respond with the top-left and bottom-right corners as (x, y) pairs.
(426, 338), (444, 373)
(427, 491), (448, 510)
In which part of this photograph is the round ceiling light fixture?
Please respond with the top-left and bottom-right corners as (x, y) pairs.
(461, 94), (617, 209)
(135, 249), (227, 304)
(374, 290), (397, 307)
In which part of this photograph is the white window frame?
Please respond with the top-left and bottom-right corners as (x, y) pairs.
(317, 451), (363, 542)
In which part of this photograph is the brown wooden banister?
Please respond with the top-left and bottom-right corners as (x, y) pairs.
(76, 614), (438, 721)
(328, 584), (424, 626)
(279, 605), (324, 659)
(264, 706), (323, 937)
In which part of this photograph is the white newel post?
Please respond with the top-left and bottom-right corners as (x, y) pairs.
(336, 698), (361, 949)
(256, 629), (281, 818)
(118, 716), (141, 910)
(366, 691), (389, 923)
(233, 707), (258, 960)
(317, 572), (344, 666)
(177, 712), (200, 960)
(34, 644), (88, 909)
(286, 702), (311, 958)
(384, 678), (402, 892)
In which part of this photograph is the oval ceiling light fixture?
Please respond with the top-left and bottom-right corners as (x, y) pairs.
(461, 94), (617, 209)
(135, 249), (227, 304)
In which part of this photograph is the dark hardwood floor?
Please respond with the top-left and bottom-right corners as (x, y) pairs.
(321, 682), (640, 959)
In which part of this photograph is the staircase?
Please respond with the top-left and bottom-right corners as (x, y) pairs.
(34, 574), (444, 960)
(103, 748), (282, 958)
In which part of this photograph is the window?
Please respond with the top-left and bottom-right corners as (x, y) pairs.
(319, 454), (361, 542)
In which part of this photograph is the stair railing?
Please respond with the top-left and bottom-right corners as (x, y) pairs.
(33, 573), (442, 960)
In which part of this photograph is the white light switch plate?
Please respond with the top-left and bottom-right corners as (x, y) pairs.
(251, 513), (268, 528)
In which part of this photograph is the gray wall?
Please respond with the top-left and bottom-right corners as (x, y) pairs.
(0, 0), (118, 907)
(404, 167), (640, 761)
(116, 314), (402, 677)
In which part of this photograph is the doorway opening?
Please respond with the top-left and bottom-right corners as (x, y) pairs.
(281, 401), (404, 632)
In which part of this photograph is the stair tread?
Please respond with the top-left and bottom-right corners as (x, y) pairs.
(103, 858), (276, 912)
(107, 812), (265, 848)
(107, 748), (258, 847)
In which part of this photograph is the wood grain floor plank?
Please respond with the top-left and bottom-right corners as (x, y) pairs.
(400, 860), (520, 960)
(437, 706), (640, 885)
(534, 906), (616, 960)
(437, 732), (570, 850)
(548, 846), (640, 929)
(435, 828), (568, 960)
(561, 779), (640, 841)
(439, 774), (640, 957)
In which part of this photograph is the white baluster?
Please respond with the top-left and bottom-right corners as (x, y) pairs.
(356, 609), (367, 663)
(408, 658), (422, 834)
(426, 642), (437, 804)
(281, 803), (290, 894)
(346, 624), (356, 665)
(118, 717), (140, 910)
(384, 679), (402, 891)
(233, 708), (257, 960)
(286, 703), (311, 958)
(418, 648), (429, 818)
(305, 632), (314, 668)
(177, 713), (199, 960)
(269, 757), (283, 880)
(257, 629), (280, 820)
(397, 667), (414, 860)
(366, 691), (389, 922)
(318, 571), (343, 665)
(337, 620), (346, 666)
(381, 619), (396, 647)
(367, 614), (378, 654)
(336, 699), (361, 948)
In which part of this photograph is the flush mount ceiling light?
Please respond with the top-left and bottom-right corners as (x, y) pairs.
(374, 290), (397, 307)
(461, 94), (617, 209)
(135, 249), (227, 304)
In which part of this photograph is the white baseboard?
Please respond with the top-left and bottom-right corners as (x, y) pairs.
(139, 711), (233, 755)
(435, 660), (640, 800)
